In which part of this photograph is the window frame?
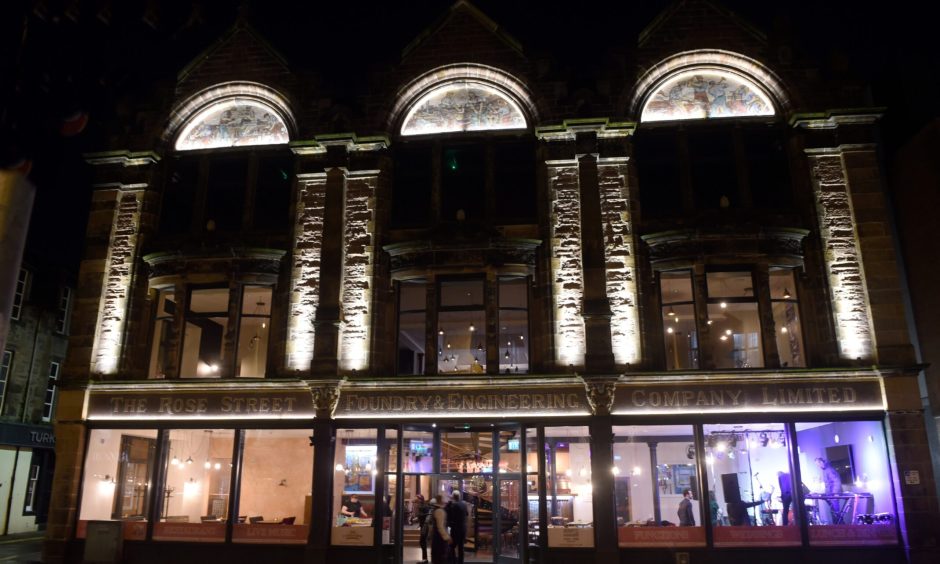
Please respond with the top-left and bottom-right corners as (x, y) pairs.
(654, 264), (806, 371)
(150, 282), (277, 379)
(158, 146), (293, 238)
(55, 285), (72, 334)
(11, 268), (28, 321)
(0, 350), (12, 413)
(42, 361), (59, 422)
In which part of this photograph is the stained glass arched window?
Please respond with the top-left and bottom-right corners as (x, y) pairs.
(640, 69), (775, 122)
(400, 82), (527, 136)
(175, 99), (290, 151)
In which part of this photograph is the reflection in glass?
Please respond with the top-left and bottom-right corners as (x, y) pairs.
(660, 271), (698, 370)
(544, 426), (594, 547)
(703, 423), (800, 546)
(398, 282), (426, 375)
(707, 303), (762, 368)
(613, 425), (705, 545)
(236, 429), (312, 533)
(499, 277), (529, 374)
(149, 290), (175, 378)
(441, 431), (494, 474)
(770, 268), (804, 368)
(237, 286), (272, 377)
(181, 288), (229, 378)
(796, 421), (898, 545)
(402, 428), (434, 473)
(78, 429), (158, 533)
(333, 428), (377, 537)
(153, 429), (234, 542)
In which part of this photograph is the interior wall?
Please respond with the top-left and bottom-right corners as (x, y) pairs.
(238, 434), (312, 523)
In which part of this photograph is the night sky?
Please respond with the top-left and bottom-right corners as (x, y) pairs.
(2, 0), (936, 274)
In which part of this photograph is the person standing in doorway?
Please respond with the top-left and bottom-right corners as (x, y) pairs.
(430, 494), (452, 564)
(447, 491), (469, 564)
(678, 488), (695, 526)
(416, 494), (430, 564)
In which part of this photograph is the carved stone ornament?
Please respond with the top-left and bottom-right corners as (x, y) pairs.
(310, 381), (343, 417)
(583, 378), (618, 416)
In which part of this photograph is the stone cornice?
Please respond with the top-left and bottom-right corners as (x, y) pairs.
(84, 150), (161, 167)
(536, 118), (636, 141)
(790, 108), (885, 129)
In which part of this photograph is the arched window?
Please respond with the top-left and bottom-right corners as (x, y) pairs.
(400, 82), (527, 136)
(640, 69), (775, 122)
(175, 99), (289, 151)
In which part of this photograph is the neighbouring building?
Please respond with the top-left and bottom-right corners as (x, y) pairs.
(43, 2), (940, 563)
(1, 256), (69, 536)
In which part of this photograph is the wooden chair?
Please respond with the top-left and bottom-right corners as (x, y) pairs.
(249, 516), (264, 524)
(280, 516), (296, 525)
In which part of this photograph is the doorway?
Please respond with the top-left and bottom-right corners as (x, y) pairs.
(396, 426), (524, 564)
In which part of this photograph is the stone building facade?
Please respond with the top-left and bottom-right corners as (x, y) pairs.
(1, 257), (69, 535)
(45, 2), (940, 563)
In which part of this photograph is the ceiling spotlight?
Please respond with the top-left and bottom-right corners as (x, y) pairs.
(782, 288), (792, 300)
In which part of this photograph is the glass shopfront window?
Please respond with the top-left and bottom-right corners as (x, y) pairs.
(332, 428), (377, 546)
(154, 429), (234, 542)
(704, 423), (799, 547)
(233, 429), (312, 544)
(78, 429), (157, 540)
(614, 425), (705, 547)
(796, 420), (898, 545)
(545, 426), (593, 548)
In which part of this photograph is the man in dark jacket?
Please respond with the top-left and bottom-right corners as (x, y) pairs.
(416, 494), (430, 563)
(678, 488), (695, 526)
(446, 491), (469, 564)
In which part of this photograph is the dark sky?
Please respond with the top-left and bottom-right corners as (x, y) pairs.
(2, 0), (935, 273)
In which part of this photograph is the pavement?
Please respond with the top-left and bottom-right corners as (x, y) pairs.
(0, 532), (43, 563)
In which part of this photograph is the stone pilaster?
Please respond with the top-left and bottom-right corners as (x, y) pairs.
(286, 171), (327, 372)
(806, 149), (876, 362)
(546, 159), (585, 369)
(89, 188), (144, 375)
(598, 157), (640, 367)
(338, 170), (378, 373)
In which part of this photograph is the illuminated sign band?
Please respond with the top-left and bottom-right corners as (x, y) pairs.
(335, 386), (590, 418)
(613, 378), (884, 415)
(87, 389), (314, 420)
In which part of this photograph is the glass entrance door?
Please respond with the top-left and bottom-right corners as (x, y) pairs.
(397, 424), (525, 564)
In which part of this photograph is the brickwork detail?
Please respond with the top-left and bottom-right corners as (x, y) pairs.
(90, 191), (143, 374)
(338, 173), (377, 372)
(286, 177), (327, 371)
(598, 162), (640, 365)
(548, 163), (586, 367)
(808, 153), (875, 361)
